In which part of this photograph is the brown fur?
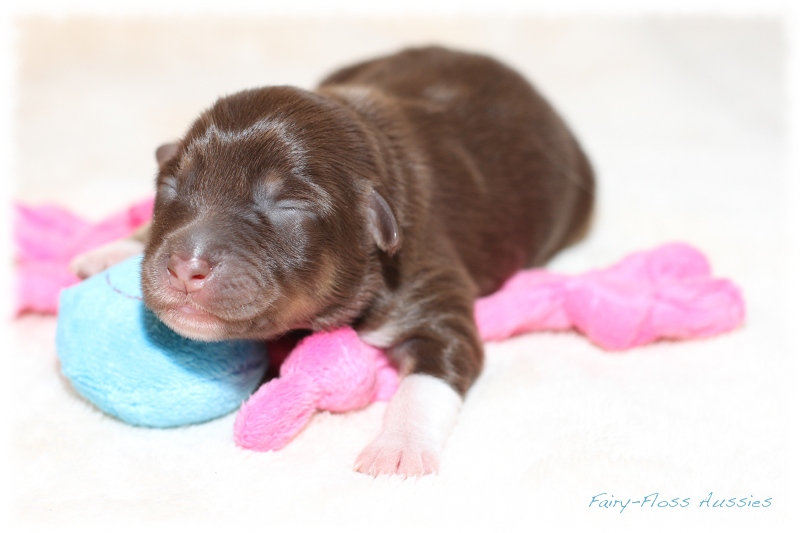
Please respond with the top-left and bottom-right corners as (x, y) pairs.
(140, 46), (594, 396)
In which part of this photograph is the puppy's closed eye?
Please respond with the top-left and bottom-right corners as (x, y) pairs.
(157, 176), (178, 204)
(273, 199), (314, 212)
(253, 179), (319, 220)
(256, 198), (316, 218)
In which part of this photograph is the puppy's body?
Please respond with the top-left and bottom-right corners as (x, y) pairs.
(74, 47), (594, 476)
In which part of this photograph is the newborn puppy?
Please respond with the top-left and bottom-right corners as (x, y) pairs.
(73, 46), (594, 476)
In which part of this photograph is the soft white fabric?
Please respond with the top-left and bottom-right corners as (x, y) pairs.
(7, 15), (796, 532)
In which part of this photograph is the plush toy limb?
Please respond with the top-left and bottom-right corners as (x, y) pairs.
(564, 243), (745, 349)
(474, 270), (570, 341)
(608, 242), (712, 281)
(234, 371), (322, 452)
(566, 277), (745, 350)
(477, 242), (744, 349)
(234, 328), (398, 451)
(648, 278), (745, 343)
(14, 198), (154, 315)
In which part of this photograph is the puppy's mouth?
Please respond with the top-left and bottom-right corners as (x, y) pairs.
(158, 303), (233, 341)
(151, 294), (295, 341)
(168, 304), (219, 324)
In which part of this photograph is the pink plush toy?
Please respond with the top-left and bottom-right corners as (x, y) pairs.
(233, 242), (745, 451)
(473, 242), (744, 349)
(14, 198), (153, 315)
(15, 200), (745, 452)
(234, 328), (399, 451)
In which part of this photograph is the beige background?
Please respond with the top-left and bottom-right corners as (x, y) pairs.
(9, 15), (795, 531)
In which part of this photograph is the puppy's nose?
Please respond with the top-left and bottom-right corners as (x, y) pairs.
(167, 253), (211, 294)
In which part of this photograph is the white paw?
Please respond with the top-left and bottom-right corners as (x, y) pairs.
(354, 433), (440, 477)
(353, 374), (462, 478)
(69, 239), (145, 279)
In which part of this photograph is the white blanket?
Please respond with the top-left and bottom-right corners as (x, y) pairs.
(6, 14), (796, 532)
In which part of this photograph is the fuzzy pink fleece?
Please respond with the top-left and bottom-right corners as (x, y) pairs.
(14, 198), (154, 315)
(14, 200), (745, 452)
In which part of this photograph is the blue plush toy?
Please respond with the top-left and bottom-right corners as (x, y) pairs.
(56, 255), (269, 428)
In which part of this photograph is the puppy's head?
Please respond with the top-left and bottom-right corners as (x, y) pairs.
(141, 87), (400, 341)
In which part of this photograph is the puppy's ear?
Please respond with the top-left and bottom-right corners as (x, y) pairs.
(155, 143), (180, 166)
(367, 189), (401, 256)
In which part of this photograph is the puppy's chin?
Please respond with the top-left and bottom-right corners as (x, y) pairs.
(157, 306), (235, 342)
(155, 304), (299, 342)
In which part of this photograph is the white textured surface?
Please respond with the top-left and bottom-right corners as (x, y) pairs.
(7, 15), (797, 532)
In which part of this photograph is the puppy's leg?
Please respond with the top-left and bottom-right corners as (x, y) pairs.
(355, 266), (482, 477)
(69, 222), (151, 279)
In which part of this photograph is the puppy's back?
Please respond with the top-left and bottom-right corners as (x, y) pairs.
(321, 46), (594, 295)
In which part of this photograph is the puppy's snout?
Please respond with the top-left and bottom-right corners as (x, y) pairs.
(167, 253), (212, 294)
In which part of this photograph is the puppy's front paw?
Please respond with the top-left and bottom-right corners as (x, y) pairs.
(354, 374), (462, 478)
(69, 239), (145, 279)
(354, 433), (440, 477)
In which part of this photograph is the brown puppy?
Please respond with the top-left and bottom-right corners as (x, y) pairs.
(72, 46), (594, 476)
